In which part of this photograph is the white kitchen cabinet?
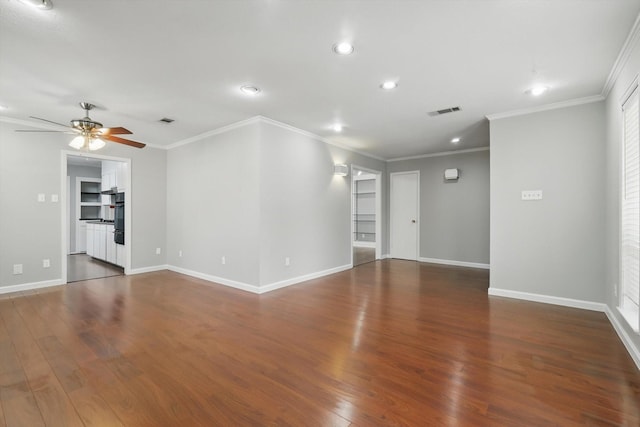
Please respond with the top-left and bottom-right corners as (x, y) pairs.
(116, 162), (127, 192)
(101, 160), (126, 192)
(86, 223), (95, 257)
(106, 225), (116, 264)
(96, 225), (106, 260)
(86, 222), (123, 267)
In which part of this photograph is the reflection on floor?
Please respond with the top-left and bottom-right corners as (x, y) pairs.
(353, 246), (376, 266)
(67, 254), (123, 283)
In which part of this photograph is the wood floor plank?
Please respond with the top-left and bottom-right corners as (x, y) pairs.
(1, 394), (45, 427)
(1, 260), (638, 426)
(68, 387), (124, 427)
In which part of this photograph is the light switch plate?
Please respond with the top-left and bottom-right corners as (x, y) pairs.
(51, 194), (59, 203)
(521, 190), (543, 201)
(37, 193), (45, 202)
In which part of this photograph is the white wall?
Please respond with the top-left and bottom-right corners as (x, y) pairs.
(387, 150), (490, 265)
(604, 34), (640, 361)
(489, 101), (606, 302)
(0, 120), (167, 289)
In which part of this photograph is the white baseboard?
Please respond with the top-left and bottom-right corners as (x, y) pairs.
(419, 257), (490, 270)
(604, 306), (640, 370)
(381, 253), (391, 259)
(167, 265), (260, 294)
(259, 264), (352, 293)
(167, 264), (353, 294)
(127, 265), (168, 275)
(0, 278), (65, 295)
(488, 288), (606, 312)
(353, 241), (376, 248)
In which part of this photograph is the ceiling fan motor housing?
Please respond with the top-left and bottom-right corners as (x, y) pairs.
(70, 117), (102, 131)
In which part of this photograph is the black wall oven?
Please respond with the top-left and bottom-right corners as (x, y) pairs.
(114, 192), (125, 244)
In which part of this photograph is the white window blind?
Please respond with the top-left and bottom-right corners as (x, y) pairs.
(622, 88), (639, 310)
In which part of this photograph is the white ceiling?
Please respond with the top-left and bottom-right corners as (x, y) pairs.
(1, 0), (638, 159)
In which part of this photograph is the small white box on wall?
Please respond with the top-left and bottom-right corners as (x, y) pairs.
(444, 168), (459, 180)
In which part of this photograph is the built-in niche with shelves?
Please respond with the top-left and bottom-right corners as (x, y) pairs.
(353, 178), (376, 243)
(79, 180), (102, 219)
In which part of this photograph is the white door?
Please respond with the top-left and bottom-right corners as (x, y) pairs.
(390, 172), (419, 260)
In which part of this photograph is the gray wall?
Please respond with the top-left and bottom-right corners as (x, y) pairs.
(166, 123), (261, 286)
(67, 164), (101, 253)
(489, 101), (605, 302)
(258, 121), (386, 286)
(166, 119), (386, 289)
(604, 39), (640, 356)
(387, 150), (490, 264)
(0, 120), (167, 288)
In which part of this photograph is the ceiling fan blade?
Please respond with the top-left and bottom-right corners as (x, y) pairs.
(103, 134), (146, 149)
(29, 116), (70, 128)
(15, 129), (71, 133)
(98, 127), (132, 135)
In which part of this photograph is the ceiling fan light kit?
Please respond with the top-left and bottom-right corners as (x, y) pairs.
(19, 0), (53, 10)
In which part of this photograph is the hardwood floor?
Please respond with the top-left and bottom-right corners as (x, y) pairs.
(0, 260), (638, 426)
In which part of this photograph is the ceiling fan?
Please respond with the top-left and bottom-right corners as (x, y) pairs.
(17, 102), (146, 150)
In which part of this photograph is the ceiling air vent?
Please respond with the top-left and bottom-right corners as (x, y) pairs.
(428, 106), (461, 117)
(159, 117), (175, 123)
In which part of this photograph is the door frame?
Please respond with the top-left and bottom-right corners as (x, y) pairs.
(390, 170), (420, 261)
(61, 151), (132, 283)
(351, 164), (382, 266)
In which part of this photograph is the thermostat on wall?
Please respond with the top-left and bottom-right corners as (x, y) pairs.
(444, 168), (459, 180)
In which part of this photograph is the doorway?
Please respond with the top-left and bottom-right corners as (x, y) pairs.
(390, 171), (419, 260)
(352, 166), (382, 266)
(62, 152), (131, 283)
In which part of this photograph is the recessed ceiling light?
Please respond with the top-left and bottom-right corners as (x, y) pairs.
(380, 81), (398, 90)
(333, 42), (354, 55)
(240, 85), (261, 96)
(527, 85), (549, 96)
(19, 0), (52, 10)
(451, 137), (461, 144)
(332, 123), (343, 132)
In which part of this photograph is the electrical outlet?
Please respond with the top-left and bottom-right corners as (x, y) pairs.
(178, 250), (183, 257)
(156, 247), (161, 255)
(13, 264), (23, 275)
(285, 257), (290, 266)
(43, 259), (50, 268)
(521, 190), (543, 201)
(221, 256), (226, 265)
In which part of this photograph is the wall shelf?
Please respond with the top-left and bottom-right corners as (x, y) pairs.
(353, 178), (376, 244)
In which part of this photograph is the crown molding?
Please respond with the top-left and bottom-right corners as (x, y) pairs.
(257, 116), (386, 161)
(485, 95), (605, 121)
(0, 115), (64, 130)
(165, 115), (386, 162)
(387, 146), (490, 162)
(165, 116), (262, 150)
(602, 12), (640, 98)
